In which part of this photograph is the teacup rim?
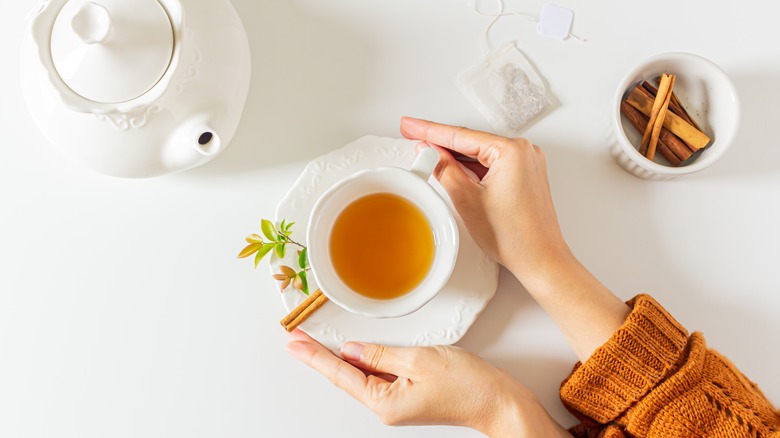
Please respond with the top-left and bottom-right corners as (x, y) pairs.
(306, 166), (459, 318)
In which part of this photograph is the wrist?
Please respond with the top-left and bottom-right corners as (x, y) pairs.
(506, 245), (631, 362)
(479, 386), (570, 437)
(506, 243), (578, 293)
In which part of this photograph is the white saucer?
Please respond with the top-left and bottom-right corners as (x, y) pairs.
(274, 136), (499, 352)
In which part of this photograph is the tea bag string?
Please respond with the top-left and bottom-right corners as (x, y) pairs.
(470, 0), (586, 54)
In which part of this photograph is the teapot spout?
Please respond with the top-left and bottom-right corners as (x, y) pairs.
(163, 115), (222, 172)
(193, 126), (221, 157)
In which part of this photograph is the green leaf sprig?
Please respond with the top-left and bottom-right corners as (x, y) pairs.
(238, 219), (311, 295)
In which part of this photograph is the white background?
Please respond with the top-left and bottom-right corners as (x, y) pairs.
(2, 1), (779, 437)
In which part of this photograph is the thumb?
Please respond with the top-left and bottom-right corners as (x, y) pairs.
(341, 342), (419, 377)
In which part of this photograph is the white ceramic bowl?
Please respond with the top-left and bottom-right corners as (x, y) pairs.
(306, 148), (459, 319)
(610, 52), (740, 180)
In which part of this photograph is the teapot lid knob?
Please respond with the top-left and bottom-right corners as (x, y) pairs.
(71, 2), (111, 45)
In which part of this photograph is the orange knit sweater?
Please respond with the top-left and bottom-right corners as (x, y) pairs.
(559, 295), (779, 437)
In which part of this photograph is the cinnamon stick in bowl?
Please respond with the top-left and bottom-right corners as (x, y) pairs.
(626, 86), (710, 152)
(621, 101), (684, 166)
(610, 52), (739, 179)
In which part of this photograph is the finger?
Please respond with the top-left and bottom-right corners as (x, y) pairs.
(415, 142), (486, 182)
(288, 328), (311, 342)
(346, 362), (399, 383)
(286, 339), (377, 404)
(371, 372), (399, 383)
(341, 342), (421, 377)
(401, 117), (506, 168)
(415, 142), (476, 185)
(429, 144), (484, 206)
(431, 145), (474, 184)
(458, 159), (489, 181)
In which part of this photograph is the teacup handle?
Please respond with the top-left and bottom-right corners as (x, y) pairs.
(410, 147), (440, 181)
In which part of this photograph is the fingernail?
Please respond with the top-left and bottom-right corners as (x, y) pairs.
(402, 117), (425, 129)
(285, 342), (305, 361)
(288, 328), (308, 342)
(340, 342), (365, 361)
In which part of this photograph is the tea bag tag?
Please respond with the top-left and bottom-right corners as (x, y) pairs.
(471, 1), (585, 48)
(537, 4), (574, 40)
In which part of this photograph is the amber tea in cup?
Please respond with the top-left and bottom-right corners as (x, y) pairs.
(329, 193), (434, 299)
(307, 146), (458, 318)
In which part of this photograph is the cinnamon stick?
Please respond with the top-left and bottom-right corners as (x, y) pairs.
(621, 101), (692, 162)
(621, 101), (682, 166)
(280, 289), (329, 332)
(640, 74), (673, 156)
(642, 82), (703, 135)
(646, 74), (676, 160)
(640, 83), (687, 124)
(627, 88), (711, 150)
(653, 78), (704, 132)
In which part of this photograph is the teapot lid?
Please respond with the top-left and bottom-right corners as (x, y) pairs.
(50, 0), (174, 104)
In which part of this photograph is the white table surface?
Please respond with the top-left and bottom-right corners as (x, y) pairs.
(2, 1), (779, 437)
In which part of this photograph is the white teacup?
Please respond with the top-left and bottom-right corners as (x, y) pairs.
(306, 147), (459, 318)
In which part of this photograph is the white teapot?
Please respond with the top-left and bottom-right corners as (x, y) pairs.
(20, 0), (251, 178)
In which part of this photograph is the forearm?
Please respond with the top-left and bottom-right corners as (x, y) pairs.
(512, 249), (630, 362)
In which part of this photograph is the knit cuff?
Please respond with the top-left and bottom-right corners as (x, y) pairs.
(560, 294), (689, 424)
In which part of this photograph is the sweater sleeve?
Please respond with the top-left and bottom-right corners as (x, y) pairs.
(559, 294), (780, 438)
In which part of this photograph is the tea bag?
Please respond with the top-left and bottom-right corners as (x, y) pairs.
(456, 41), (551, 137)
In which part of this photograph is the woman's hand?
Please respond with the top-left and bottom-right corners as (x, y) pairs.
(286, 329), (569, 437)
(401, 117), (629, 361)
(400, 117), (572, 287)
